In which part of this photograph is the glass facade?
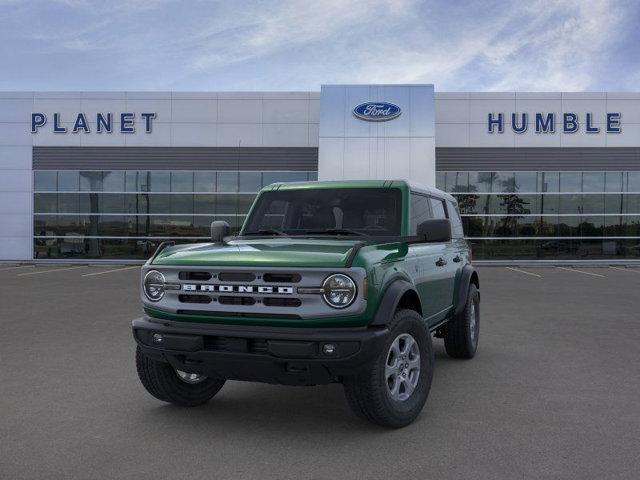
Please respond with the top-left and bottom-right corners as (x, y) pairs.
(436, 171), (640, 260)
(33, 170), (317, 259)
(33, 168), (640, 261)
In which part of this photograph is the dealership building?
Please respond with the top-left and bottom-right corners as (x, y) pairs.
(1, 84), (639, 262)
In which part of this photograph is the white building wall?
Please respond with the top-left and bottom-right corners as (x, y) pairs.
(318, 84), (436, 186)
(434, 92), (640, 148)
(1, 88), (639, 261)
(0, 91), (320, 260)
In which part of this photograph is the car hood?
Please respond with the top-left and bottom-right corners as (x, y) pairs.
(150, 238), (362, 268)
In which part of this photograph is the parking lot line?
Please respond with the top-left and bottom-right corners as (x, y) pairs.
(0, 265), (34, 272)
(82, 266), (140, 277)
(609, 266), (640, 274)
(505, 267), (542, 278)
(556, 266), (606, 278)
(16, 266), (87, 277)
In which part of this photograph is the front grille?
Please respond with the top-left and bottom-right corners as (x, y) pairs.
(219, 272), (256, 282)
(179, 271), (212, 281)
(178, 294), (213, 304)
(219, 296), (256, 306)
(263, 297), (302, 307)
(176, 309), (301, 319)
(263, 273), (301, 283)
(159, 267), (365, 319)
(202, 336), (270, 355)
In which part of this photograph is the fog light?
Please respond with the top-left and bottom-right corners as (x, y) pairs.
(152, 333), (163, 344)
(322, 343), (336, 355)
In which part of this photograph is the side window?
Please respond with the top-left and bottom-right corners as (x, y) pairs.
(447, 200), (465, 238)
(410, 193), (432, 234)
(429, 197), (447, 219)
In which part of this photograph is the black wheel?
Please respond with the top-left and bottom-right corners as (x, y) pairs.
(343, 309), (434, 428)
(443, 283), (479, 359)
(135, 346), (226, 406)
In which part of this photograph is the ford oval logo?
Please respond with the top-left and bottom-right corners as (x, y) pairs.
(353, 102), (402, 122)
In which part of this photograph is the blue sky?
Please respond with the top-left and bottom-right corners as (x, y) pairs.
(0, 0), (638, 91)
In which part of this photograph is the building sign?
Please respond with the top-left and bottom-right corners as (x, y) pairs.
(353, 102), (402, 122)
(30, 112), (157, 134)
(488, 112), (621, 134)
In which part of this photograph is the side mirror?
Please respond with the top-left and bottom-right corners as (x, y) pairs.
(210, 220), (230, 243)
(417, 219), (451, 243)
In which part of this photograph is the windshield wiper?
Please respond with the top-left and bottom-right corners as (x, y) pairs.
(301, 228), (370, 237)
(243, 228), (289, 237)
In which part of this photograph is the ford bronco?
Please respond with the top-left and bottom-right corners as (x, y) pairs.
(133, 180), (480, 427)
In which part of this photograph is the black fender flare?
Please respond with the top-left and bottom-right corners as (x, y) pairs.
(369, 279), (421, 326)
(454, 265), (479, 316)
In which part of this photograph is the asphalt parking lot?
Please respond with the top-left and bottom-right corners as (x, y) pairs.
(1, 264), (639, 480)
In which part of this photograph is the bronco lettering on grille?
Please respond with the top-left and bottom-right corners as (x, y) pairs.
(182, 284), (294, 294)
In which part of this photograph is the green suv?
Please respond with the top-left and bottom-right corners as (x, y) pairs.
(133, 180), (480, 427)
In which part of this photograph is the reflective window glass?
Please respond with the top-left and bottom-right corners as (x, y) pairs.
(239, 172), (262, 192)
(447, 200), (464, 238)
(435, 172), (445, 190)
(493, 172), (515, 192)
(604, 172), (623, 192)
(541, 194), (561, 214)
(308, 171), (318, 181)
(514, 172), (537, 192)
(623, 194), (640, 215)
(581, 194), (604, 214)
(103, 171), (126, 192)
(579, 216), (604, 236)
(627, 172), (640, 192)
(559, 172), (582, 192)
(34, 193), (57, 213)
(170, 172), (193, 192)
(217, 172), (238, 192)
(125, 171), (147, 192)
(79, 172), (103, 192)
(469, 172), (493, 193)
(445, 172), (468, 192)
(429, 198), (447, 219)
(58, 171), (79, 192)
(148, 171), (170, 192)
(539, 216), (558, 236)
(170, 194), (194, 214)
(410, 194), (432, 234)
(102, 194), (125, 214)
(262, 171), (308, 186)
(57, 193), (79, 213)
(147, 194), (171, 214)
(455, 194), (482, 214)
(582, 172), (605, 192)
(559, 194), (581, 214)
(34, 171), (57, 191)
(194, 172), (217, 192)
(604, 194), (624, 214)
(194, 194), (216, 215)
(538, 172), (559, 192)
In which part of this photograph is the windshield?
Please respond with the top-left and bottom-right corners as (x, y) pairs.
(242, 188), (402, 237)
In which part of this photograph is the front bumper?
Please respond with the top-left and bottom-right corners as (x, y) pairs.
(132, 316), (390, 386)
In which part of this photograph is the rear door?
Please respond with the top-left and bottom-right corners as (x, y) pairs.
(428, 196), (457, 317)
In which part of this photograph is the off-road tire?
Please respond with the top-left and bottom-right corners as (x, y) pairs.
(343, 309), (434, 428)
(136, 346), (226, 406)
(443, 283), (479, 359)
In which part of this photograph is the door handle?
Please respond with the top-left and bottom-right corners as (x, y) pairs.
(453, 255), (462, 263)
(435, 257), (447, 267)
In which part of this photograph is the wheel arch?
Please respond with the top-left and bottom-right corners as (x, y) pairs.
(370, 279), (423, 326)
(454, 265), (479, 316)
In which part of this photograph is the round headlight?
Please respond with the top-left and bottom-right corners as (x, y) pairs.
(322, 274), (357, 309)
(143, 270), (166, 302)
